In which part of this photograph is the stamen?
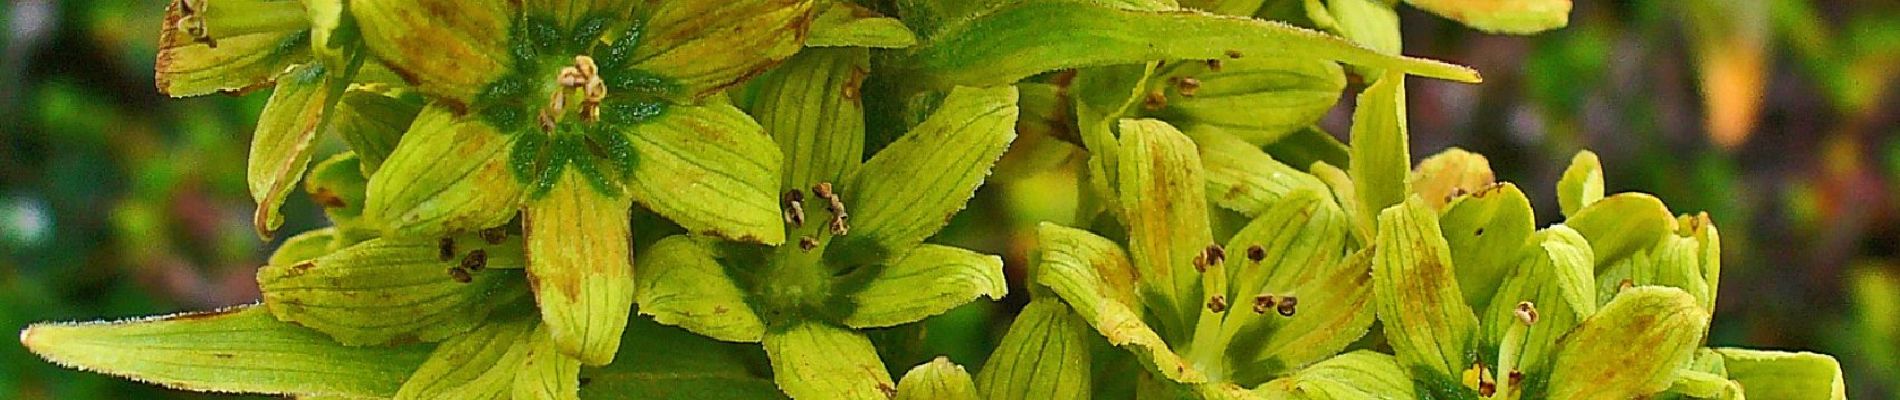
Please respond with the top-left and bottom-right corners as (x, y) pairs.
(1252, 294), (1276, 314)
(461, 250), (488, 272)
(812, 183), (849, 235)
(1514, 301), (1539, 325)
(1207, 295), (1228, 313)
(539, 55), (607, 131)
(1246, 245), (1266, 262)
(447, 267), (473, 283)
(798, 236), (818, 251)
(1276, 295), (1298, 316)
(480, 227), (509, 244)
(1176, 77), (1201, 97)
(437, 237), (455, 262)
(177, 0), (215, 46)
(782, 190), (807, 227)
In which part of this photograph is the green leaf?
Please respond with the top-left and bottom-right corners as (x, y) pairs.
(365, 104), (526, 238)
(1181, 0), (1267, 16)
(1034, 223), (1206, 384)
(525, 170), (635, 365)
(579, 316), (783, 399)
(1116, 119), (1215, 343)
(304, 153), (377, 240)
(1348, 71), (1410, 229)
(745, 47), (869, 191)
(809, 2), (919, 48)
(352, 0), (514, 103)
(331, 87), (423, 173)
(900, 1), (1482, 88)
(829, 86), (1019, 264)
(895, 357), (980, 400)
(1155, 57), (1346, 145)
(625, 102), (787, 245)
(1715, 348), (1846, 400)
(155, 0), (311, 97)
(257, 235), (529, 346)
(1565, 193), (1675, 269)
(636, 235), (767, 343)
(1555, 150), (1603, 217)
(1538, 286), (1707, 399)
(1370, 197), (1478, 384)
(631, 0), (818, 100)
(1187, 127), (1331, 216)
(1438, 182), (1534, 311)
(1255, 351), (1417, 399)
(836, 245), (1007, 328)
(1326, 0), (1402, 55)
(1409, 148), (1495, 210)
(21, 306), (431, 398)
(763, 321), (895, 400)
(249, 62), (353, 239)
(975, 298), (1093, 400)
(1478, 226), (1594, 379)
(1401, 0), (1570, 34)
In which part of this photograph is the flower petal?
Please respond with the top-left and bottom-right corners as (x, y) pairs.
(1556, 150), (1604, 217)
(1158, 57), (1346, 145)
(1565, 192), (1674, 270)
(1116, 118), (1216, 343)
(632, 0), (817, 100)
(1370, 197), (1479, 391)
(635, 235), (767, 343)
(1254, 351), (1417, 399)
(1438, 182), (1535, 311)
(808, 2), (918, 48)
(1401, 0), (1570, 35)
(394, 317), (537, 399)
(1348, 71), (1410, 229)
(524, 171), (636, 365)
(1478, 226), (1594, 379)
(1035, 223), (1205, 384)
(365, 104), (526, 238)
(1538, 286), (1707, 399)
(1186, 125), (1331, 217)
(331, 87), (424, 173)
(257, 235), (530, 346)
(895, 357), (980, 400)
(250, 62), (353, 239)
(624, 103), (786, 244)
(744, 47), (868, 191)
(155, 0), (311, 97)
(1409, 148), (1495, 211)
(303, 153), (378, 240)
(1715, 348), (1846, 400)
(975, 298), (1093, 400)
(762, 321), (895, 400)
(20, 306), (430, 398)
(836, 245), (1007, 328)
(828, 86), (1019, 265)
(353, 0), (515, 103)
(512, 325), (584, 400)
(1228, 248), (1374, 382)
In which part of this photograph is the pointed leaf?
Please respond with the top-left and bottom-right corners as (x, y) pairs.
(1715, 348), (1846, 400)
(745, 47), (869, 191)
(829, 86), (1019, 264)
(525, 171), (635, 365)
(763, 322), (895, 400)
(331, 87), (423, 173)
(895, 357), (979, 400)
(21, 306), (430, 398)
(250, 62), (352, 239)
(809, 2), (919, 48)
(366, 104), (525, 238)
(625, 103), (786, 244)
(976, 298), (1092, 400)
(1157, 57), (1346, 145)
(901, 2), (1482, 88)
(1409, 148), (1495, 210)
(1117, 118), (1215, 342)
(1035, 223), (1206, 384)
(632, 0), (817, 100)
(155, 0), (311, 97)
(1439, 182), (1534, 311)
(1255, 351), (1417, 399)
(258, 235), (529, 346)
(1371, 197), (1478, 385)
(1565, 193), (1674, 269)
(1348, 71), (1410, 226)
(1187, 127), (1331, 216)
(1556, 150), (1603, 217)
(837, 245), (1007, 328)
(394, 317), (537, 399)
(1539, 286), (1707, 399)
(352, 0), (514, 103)
(1401, 0), (1570, 34)
(636, 235), (767, 343)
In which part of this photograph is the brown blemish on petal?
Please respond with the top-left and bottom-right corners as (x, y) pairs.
(309, 188), (348, 208)
(1224, 49), (1243, 59)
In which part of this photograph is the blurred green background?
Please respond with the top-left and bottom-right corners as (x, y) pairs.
(1, 0), (1894, 398)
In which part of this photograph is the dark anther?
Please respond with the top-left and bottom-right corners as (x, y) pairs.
(437, 237), (456, 261)
(812, 183), (849, 235)
(1252, 294), (1276, 314)
(782, 189), (807, 227)
(480, 227), (508, 244)
(1142, 90), (1167, 110)
(1205, 244), (1226, 266)
(1507, 370), (1524, 388)
(461, 250), (488, 272)
(447, 267), (473, 283)
(1246, 245), (1266, 262)
(1224, 49), (1243, 59)
(1207, 295), (1228, 313)
(1276, 295), (1299, 317)
(798, 236), (819, 251)
(1177, 78), (1201, 97)
(1205, 59), (1224, 72)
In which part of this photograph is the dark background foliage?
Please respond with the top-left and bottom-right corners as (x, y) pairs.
(0, 0), (1894, 398)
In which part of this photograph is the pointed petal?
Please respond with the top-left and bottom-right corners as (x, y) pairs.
(1116, 118), (1216, 342)
(250, 63), (353, 239)
(525, 171), (635, 365)
(635, 235), (767, 343)
(269, 227), (342, 266)
(1478, 226), (1595, 378)
(155, 0), (310, 97)
(745, 47), (868, 190)
(258, 235), (530, 346)
(1556, 150), (1604, 217)
(808, 2), (919, 48)
(1409, 148), (1495, 210)
(632, 0), (817, 100)
(895, 357), (980, 400)
(1348, 71), (1410, 226)
(20, 306), (430, 398)
(836, 245), (1006, 328)
(1323, 0), (1402, 56)
(1401, 0), (1570, 34)
(1371, 197), (1479, 389)
(512, 325), (584, 400)
(304, 153), (380, 240)
(1565, 193), (1674, 269)
(353, 0), (515, 103)
(1230, 248), (1375, 380)
(1186, 127), (1331, 216)
(1539, 286), (1707, 399)
(625, 103), (786, 244)
(1035, 223), (1205, 384)
(579, 316), (781, 398)
(1439, 182), (1535, 311)
(975, 298), (1093, 400)
(1715, 348), (1846, 400)
(331, 87), (424, 173)
(366, 104), (526, 238)
(1255, 351), (1417, 399)
(828, 86), (1019, 264)
(394, 317), (537, 399)
(763, 321), (895, 400)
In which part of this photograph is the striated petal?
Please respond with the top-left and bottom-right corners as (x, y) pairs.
(524, 171), (635, 365)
